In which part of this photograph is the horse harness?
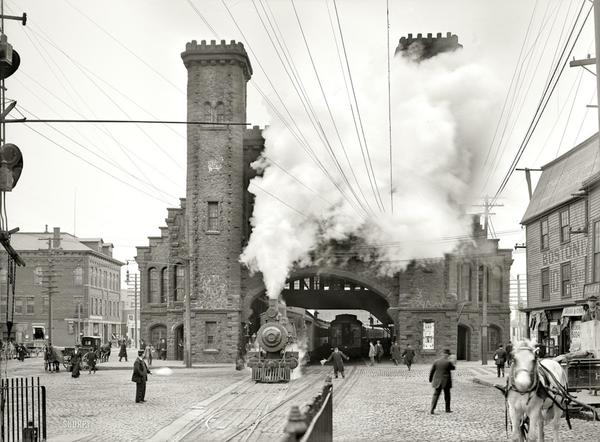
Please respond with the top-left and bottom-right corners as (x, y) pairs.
(502, 348), (574, 437)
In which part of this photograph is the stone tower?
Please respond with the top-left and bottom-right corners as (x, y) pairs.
(181, 40), (253, 362)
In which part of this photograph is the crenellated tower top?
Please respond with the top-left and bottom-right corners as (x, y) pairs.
(181, 39), (253, 80)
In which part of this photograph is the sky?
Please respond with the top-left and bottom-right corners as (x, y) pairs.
(4, 0), (599, 284)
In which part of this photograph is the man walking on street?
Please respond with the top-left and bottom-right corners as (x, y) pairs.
(402, 343), (415, 371)
(493, 344), (508, 378)
(132, 350), (151, 403)
(368, 341), (376, 366)
(429, 349), (456, 414)
(119, 340), (128, 362)
(390, 341), (401, 366)
(505, 341), (513, 367)
(375, 340), (384, 363)
(322, 347), (349, 378)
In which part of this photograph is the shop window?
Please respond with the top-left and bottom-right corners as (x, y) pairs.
(206, 321), (217, 348)
(561, 262), (571, 298)
(33, 327), (45, 340)
(207, 202), (220, 232)
(560, 209), (570, 243)
(541, 268), (550, 301)
(540, 217), (549, 250)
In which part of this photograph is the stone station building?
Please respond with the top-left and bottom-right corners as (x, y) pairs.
(136, 36), (512, 363)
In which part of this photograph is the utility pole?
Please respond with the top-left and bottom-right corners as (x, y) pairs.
(515, 168), (542, 200)
(45, 238), (55, 343)
(482, 263), (488, 365)
(570, 1), (600, 138)
(125, 261), (139, 348)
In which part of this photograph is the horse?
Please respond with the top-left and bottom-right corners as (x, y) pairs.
(506, 340), (569, 441)
(99, 342), (111, 362)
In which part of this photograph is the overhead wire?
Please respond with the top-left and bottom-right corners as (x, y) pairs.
(331, 0), (385, 213)
(482, 0), (563, 191)
(492, 1), (592, 203)
(214, 0), (371, 219)
(288, 0), (383, 214)
(247, 0), (374, 217)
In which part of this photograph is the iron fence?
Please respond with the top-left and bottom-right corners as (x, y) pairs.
(1, 376), (47, 441)
(282, 377), (333, 442)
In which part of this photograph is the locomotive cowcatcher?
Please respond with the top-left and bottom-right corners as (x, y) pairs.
(246, 298), (299, 382)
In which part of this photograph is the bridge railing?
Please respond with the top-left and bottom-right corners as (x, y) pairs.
(281, 376), (333, 442)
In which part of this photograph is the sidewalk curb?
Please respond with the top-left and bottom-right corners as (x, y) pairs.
(147, 376), (249, 442)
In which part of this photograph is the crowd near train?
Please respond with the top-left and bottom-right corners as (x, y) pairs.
(246, 300), (391, 381)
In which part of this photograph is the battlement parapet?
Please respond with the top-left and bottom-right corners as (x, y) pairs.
(181, 39), (253, 79)
(395, 32), (462, 60)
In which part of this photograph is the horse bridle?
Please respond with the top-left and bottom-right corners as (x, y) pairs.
(508, 346), (539, 395)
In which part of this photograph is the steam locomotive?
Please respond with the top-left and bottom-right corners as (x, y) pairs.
(246, 299), (299, 383)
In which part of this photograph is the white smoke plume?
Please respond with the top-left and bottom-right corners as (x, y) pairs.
(241, 47), (499, 299)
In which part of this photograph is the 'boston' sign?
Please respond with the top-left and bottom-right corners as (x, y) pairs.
(542, 239), (587, 266)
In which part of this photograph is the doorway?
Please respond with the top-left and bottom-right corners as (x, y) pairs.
(457, 324), (471, 360)
(175, 325), (184, 361)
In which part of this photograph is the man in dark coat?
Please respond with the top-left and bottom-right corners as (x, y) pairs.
(402, 343), (416, 371)
(85, 349), (97, 374)
(323, 347), (349, 378)
(493, 344), (508, 378)
(429, 349), (456, 414)
(71, 345), (82, 378)
(505, 341), (513, 367)
(132, 350), (151, 403)
(158, 338), (167, 360)
(375, 340), (384, 363)
(119, 341), (128, 362)
(390, 341), (402, 366)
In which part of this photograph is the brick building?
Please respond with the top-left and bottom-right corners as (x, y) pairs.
(0, 227), (124, 346)
(136, 36), (511, 363)
(521, 133), (600, 354)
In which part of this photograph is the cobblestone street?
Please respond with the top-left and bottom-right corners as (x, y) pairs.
(4, 357), (600, 441)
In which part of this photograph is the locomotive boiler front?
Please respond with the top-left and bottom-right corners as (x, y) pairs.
(247, 298), (299, 383)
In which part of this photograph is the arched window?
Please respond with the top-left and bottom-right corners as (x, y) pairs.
(160, 268), (168, 303)
(215, 101), (225, 123)
(103, 271), (108, 288)
(204, 101), (213, 121)
(174, 264), (185, 301)
(488, 325), (501, 351)
(148, 268), (159, 303)
(491, 266), (503, 303)
(150, 324), (167, 349)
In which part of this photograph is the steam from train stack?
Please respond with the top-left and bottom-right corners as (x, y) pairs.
(240, 33), (500, 299)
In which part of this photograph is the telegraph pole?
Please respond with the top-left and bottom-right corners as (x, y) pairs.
(46, 239), (55, 342)
(570, 1), (600, 137)
(134, 273), (138, 348)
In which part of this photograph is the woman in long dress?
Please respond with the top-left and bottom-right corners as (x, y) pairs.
(71, 346), (82, 378)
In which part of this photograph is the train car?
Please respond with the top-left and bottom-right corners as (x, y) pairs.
(246, 299), (299, 382)
(329, 314), (364, 358)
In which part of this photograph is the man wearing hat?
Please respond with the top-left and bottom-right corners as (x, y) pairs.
(429, 349), (456, 414)
(132, 350), (151, 403)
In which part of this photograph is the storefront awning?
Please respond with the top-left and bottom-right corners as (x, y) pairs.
(562, 306), (585, 317)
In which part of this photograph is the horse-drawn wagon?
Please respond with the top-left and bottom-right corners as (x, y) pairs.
(62, 336), (110, 371)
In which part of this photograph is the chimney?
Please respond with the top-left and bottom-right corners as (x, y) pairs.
(52, 227), (61, 249)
